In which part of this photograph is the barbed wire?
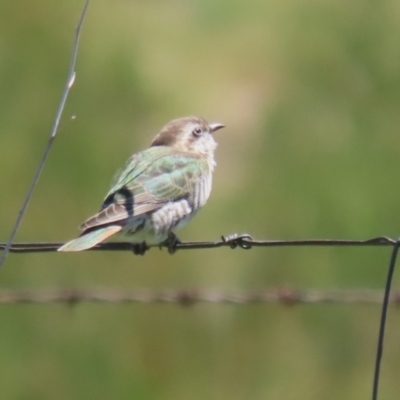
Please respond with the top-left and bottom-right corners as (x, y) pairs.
(0, 1), (396, 397)
(3, 233), (398, 400)
(0, 288), (397, 305)
(0, 234), (397, 254)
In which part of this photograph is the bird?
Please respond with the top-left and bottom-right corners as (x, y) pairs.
(58, 116), (225, 254)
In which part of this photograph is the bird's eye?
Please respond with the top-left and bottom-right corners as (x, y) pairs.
(192, 127), (203, 137)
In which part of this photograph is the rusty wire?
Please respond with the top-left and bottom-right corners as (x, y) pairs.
(0, 288), (397, 306)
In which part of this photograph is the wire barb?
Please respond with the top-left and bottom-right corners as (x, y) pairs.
(221, 233), (253, 249)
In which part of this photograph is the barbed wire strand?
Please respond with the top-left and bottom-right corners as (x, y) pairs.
(0, 288), (398, 305)
(3, 233), (399, 400)
(372, 241), (400, 400)
(0, 234), (397, 254)
(0, 0), (90, 271)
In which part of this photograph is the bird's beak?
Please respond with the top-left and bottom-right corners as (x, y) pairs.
(209, 122), (225, 133)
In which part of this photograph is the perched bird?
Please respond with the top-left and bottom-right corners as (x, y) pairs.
(58, 116), (224, 254)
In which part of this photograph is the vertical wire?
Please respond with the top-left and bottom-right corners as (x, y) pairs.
(0, 0), (90, 270)
(372, 241), (399, 400)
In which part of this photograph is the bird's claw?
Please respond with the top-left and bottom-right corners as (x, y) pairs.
(166, 232), (181, 255)
(131, 242), (149, 256)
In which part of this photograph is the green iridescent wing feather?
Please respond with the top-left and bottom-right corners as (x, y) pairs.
(80, 147), (207, 231)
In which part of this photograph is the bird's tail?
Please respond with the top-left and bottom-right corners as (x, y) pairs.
(58, 226), (122, 252)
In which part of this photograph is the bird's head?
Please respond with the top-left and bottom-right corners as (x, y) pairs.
(151, 116), (225, 167)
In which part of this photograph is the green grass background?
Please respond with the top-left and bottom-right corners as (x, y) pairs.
(1, 1), (400, 399)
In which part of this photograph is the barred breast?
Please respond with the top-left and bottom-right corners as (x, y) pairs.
(151, 199), (193, 237)
(191, 170), (212, 210)
(152, 170), (212, 237)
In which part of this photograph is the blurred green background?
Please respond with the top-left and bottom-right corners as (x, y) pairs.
(1, 0), (400, 399)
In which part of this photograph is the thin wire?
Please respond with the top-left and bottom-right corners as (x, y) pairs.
(0, 288), (394, 305)
(0, 235), (396, 254)
(0, 0), (90, 270)
(372, 241), (400, 400)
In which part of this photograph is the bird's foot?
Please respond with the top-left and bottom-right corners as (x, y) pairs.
(131, 242), (149, 256)
(165, 232), (181, 255)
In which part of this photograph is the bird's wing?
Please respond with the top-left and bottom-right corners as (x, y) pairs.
(106, 146), (171, 195)
(80, 149), (206, 231)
